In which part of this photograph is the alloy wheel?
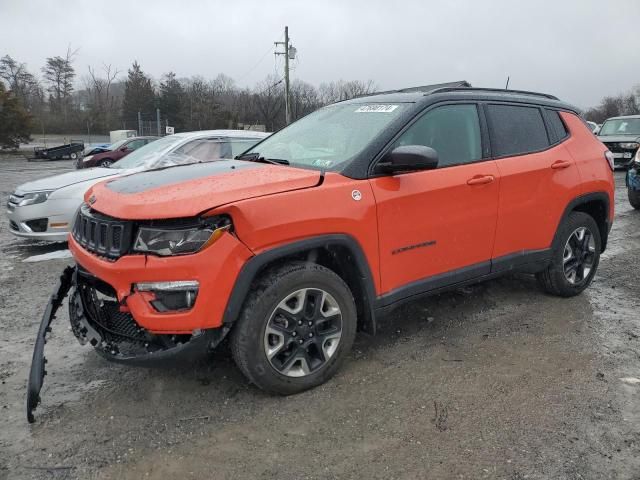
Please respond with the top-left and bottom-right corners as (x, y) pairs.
(264, 288), (343, 377)
(563, 227), (596, 285)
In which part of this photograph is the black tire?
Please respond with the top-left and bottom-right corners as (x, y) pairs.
(536, 211), (601, 297)
(100, 159), (113, 167)
(230, 262), (357, 395)
(70, 152), (78, 160)
(629, 188), (640, 210)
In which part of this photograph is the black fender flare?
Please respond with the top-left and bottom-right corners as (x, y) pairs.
(554, 191), (611, 252)
(222, 234), (378, 334)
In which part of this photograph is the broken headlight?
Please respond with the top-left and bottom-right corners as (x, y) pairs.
(133, 215), (232, 256)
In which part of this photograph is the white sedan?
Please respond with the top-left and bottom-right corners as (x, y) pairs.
(7, 130), (269, 242)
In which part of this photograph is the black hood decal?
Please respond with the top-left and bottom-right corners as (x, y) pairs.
(106, 160), (264, 194)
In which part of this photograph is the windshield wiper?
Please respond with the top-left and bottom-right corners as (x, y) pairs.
(236, 152), (289, 165)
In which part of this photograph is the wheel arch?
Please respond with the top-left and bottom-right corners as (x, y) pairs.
(222, 234), (378, 334)
(557, 192), (611, 252)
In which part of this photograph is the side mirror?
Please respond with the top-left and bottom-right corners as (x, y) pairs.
(377, 145), (439, 174)
(120, 146), (128, 152)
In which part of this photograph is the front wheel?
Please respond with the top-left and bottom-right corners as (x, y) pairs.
(230, 262), (357, 395)
(629, 188), (640, 210)
(70, 152), (78, 160)
(536, 212), (601, 297)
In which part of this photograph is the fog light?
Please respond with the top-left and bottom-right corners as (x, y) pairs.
(135, 281), (199, 312)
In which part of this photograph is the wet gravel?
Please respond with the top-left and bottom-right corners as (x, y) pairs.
(1, 157), (639, 479)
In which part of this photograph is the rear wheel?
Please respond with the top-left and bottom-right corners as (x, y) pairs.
(230, 262), (357, 395)
(99, 159), (113, 167)
(70, 152), (78, 160)
(629, 188), (640, 210)
(536, 212), (601, 297)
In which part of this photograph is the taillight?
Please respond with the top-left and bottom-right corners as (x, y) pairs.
(604, 150), (615, 171)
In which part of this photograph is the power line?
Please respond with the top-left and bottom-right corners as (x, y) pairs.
(235, 45), (277, 83)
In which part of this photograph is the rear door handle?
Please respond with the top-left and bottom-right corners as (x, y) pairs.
(467, 175), (495, 186)
(551, 160), (572, 169)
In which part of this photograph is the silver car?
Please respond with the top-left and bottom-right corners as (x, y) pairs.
(7, 130), (270, 242)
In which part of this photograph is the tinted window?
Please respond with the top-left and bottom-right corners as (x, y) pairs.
(488, 104), (549, 157)
(546, 110), (569, 141)
(392, 104), (482, 167)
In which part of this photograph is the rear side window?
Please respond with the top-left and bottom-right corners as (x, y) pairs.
(545, 109), (569, 142)
(487, 104), (549, 157)
(392, 104), (482, 167)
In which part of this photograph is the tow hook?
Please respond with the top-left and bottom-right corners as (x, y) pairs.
(26, 265), (75, 423)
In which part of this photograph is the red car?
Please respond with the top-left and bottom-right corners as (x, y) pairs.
(77, 136), (158, 168)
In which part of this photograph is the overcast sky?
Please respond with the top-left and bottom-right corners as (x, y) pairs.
(1, 0), (639, 108)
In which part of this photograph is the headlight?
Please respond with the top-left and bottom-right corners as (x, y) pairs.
(619, 142), (639, 150)
(635, 149), (640, 164)
(133, 215), (232, 256)
(17, 190), (53, 206)
(82, 155), (94, 162)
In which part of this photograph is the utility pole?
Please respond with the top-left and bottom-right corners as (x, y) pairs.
(275, 26), (296, 125)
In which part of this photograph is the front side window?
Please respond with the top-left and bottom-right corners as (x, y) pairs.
(391, 104), (482, 167)
(487, 104), (549, 157)
(241, 103), (409, 171)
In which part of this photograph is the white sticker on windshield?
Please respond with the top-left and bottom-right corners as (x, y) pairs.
(355, 104), (399, 113)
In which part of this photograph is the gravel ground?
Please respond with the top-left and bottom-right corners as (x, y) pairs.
(0, 157), (639, 480)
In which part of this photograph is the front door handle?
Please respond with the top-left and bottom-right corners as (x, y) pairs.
(467, 175), (495, 186)
(551, 160), (572, 169)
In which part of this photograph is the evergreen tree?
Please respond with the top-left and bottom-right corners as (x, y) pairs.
(122, 61), (156, 129)
(158, 72), (184, 130)
(0, 82), (32, 148)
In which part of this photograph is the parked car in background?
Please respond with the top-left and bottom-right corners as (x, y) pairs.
(586, 120), (600, 134)
(597, 115), (640, 169)
(78, 136), (159, 169)
(626, 149), (640, 209)
(34, 87), (613, 406)
(7, 130), (269, 242)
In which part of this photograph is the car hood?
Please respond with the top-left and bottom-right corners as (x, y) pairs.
(87, 160), (322, 219)
(15, 167), (119, 194)
(598, 135), (640, 144)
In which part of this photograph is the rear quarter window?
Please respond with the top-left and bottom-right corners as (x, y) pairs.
(545, 109), (569, 142)
(487, 104), (550, 157)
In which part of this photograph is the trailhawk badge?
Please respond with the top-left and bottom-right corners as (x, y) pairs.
(351, 190), (362, 201)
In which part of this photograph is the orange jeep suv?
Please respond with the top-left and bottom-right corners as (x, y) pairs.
(27, 87), (615, 421)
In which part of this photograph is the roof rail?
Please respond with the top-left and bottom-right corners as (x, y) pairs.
(427, 87), (559, 101)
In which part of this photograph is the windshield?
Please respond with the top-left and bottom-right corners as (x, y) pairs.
(599, 118), (640, 136)
(110, 135), (184, 169)
(242, 103), (408, 170)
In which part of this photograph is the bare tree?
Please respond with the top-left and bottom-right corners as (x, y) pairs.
(253, 75), (285, 131)
(318, 79), (377, 104)
(0, 55), (42, 110)
(85, 63), (120, 131)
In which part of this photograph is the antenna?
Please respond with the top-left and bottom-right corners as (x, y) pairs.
(505, 76), (510, 89)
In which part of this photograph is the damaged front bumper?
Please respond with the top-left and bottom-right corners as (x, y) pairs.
(26, 266), (227, 423)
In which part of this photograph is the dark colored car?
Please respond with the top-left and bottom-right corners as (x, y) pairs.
(626, 149), (640, 209)
(597, 115), (640, 169)
(77, 136), (158, 169)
